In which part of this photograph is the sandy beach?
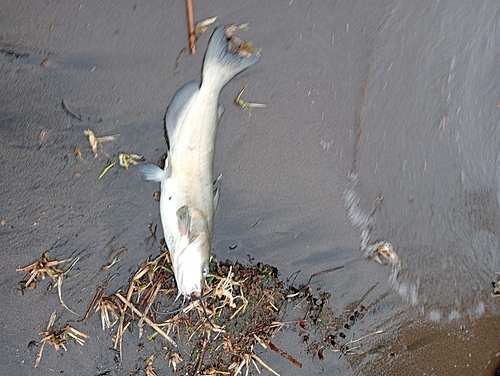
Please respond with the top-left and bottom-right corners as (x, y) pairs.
(1, 1), (499, 375)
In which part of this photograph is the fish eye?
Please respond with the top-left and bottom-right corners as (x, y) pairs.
(203, 267), (209, 276)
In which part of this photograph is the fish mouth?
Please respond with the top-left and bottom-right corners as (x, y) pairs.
(173, 260), (204, 290)
(171, 265), (214, 326)
(172, 262), (202, 297)
(171, 234), (210, 297)
(178, 283), (201, 298)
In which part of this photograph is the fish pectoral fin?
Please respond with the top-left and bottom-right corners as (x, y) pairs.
(176, 205), (193, 239)
(165, 80), (200, 144)
(138, 163), (165, 182)
(176, 206), (205, 243)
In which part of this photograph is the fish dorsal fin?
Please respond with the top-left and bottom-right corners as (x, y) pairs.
(165, 80), (200, 146)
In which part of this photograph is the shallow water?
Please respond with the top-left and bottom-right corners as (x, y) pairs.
(345, 1), (500, 321)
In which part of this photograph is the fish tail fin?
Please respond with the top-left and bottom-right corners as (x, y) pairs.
(201, 25), (260, 90)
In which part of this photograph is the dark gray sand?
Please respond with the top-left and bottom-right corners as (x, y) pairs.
(1, 1), (499, 375)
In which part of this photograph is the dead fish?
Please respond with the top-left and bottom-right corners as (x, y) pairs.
(140, 26), (260, 299)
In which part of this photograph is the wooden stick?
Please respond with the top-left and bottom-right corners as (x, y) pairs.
(185, 0), (196, 54)
(269, 341), (302, 368)
(114, 293), (177, 347)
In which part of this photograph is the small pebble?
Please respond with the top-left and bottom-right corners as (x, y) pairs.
(41, 58), (51, 67)
(37, 130), (47, 143)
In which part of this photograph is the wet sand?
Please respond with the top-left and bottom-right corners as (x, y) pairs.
(1, 1), (498, 375)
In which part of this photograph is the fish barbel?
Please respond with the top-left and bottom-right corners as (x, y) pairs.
(140, 25), (260, 299)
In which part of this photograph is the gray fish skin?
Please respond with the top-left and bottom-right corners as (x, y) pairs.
(140, 26), (260, 298)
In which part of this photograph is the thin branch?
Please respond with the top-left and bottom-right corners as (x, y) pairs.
(185, 0), (196, 54)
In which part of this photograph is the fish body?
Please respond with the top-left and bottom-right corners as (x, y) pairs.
(140, 26), (260, 298)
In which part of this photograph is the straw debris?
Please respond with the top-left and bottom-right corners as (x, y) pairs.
(21, 247), (383, 372)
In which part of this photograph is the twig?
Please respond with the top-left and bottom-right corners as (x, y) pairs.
(194, 339), (208, 374)
(138, 282), (162, 338)
(269, 341), (302, 368)
(114, 293), (177, 347)
(80, 286), (104, 322)
(306, 265), (344, 286)
(185, 0), (196, 54)
(79, 275), (116, 322)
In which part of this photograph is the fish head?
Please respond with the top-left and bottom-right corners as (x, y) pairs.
(172, 232), (210, 298)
